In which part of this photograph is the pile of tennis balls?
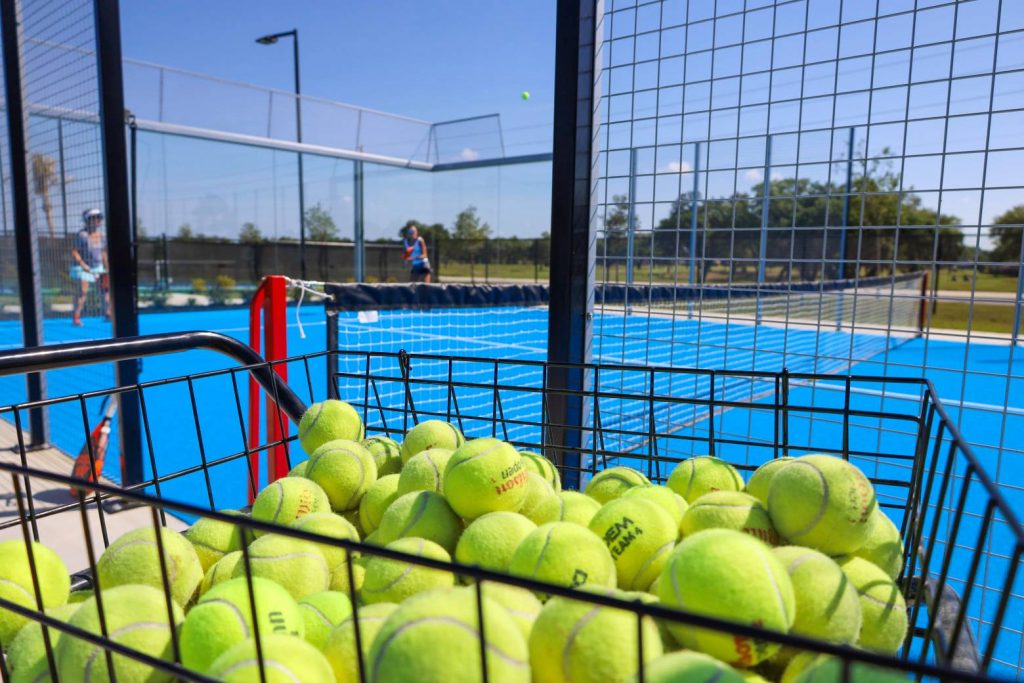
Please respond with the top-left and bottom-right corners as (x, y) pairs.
(0, 398), (915, 683)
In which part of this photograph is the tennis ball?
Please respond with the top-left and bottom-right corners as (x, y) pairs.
(658, 528), (795, 666)
(289, 512), (361, 593)
(251, 477), (331, 534)
(298, 591), (352, 649)
(681, 491), (780, 545)
(480, 582), (542, 642)
(837, 556), (908, 654)
(361, 537), (455, 604)
(179, 576), (303, 673)
(286, 460), (308, 477)
(619, 589), (680, 653)
(298, 399), (364, 454)
(0, 540), (70, 648)
(773, 546), (862, 649)
(584, 466), (651, 504)
(200, 550), (243, 595)
(850, 508), (904, 579)
(589, 498), (677, 590)
(375, 490), (464, 554)
(369, 585), (529, 682)
(786, 654), (911, 683)
(232, 533), (330, 600)
(780, 651), (820, 683)
(642, 650), (746, 683)
(520, 450), (561, 490)
(362, 435), (403, 475)
(746, 457), (794, 503)
(5, 603), (79, 678)
(184, 514), (244, 571)
(455, 511), (537, 573)
(530, 587), (662, 683)
(56, 584), (184, 683)
(621, 485), (688, 534)
(444, 438), (529, 520)
(519, 471), (558, 524)
(208, 634), (335, 682)
(397, 447), (454, 495)
(305, 439), (378, 512)
(767, 454), (877, 555)
(67, 589), (93, 604)
(509, 522), (617, 592)
(534, 490), (602, 526)
(323, 602), (398, 683)
(400, 419), (465, 462)
(96, 526), (202, 608)
(667, 456), (744, 503)
(359, 473), (401, 535)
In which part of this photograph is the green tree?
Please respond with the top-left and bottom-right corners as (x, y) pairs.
(453, 206), (491, 241)
(990, 205), (1024, 264)
(305, 203), (339, 242)
(239, 222), (263, 244)
(177, 223), (194, 239)
(604, 194), (637, 236)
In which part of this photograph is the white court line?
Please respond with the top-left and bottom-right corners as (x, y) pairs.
(334, 321), (549, 356)
(788, 379), (1024, 417)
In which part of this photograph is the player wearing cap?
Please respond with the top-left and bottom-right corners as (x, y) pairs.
(70, 208), (110, 326)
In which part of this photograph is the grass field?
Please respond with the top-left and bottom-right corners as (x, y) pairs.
(928, 302), (1019, 335)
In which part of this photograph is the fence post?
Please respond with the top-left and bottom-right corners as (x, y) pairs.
(353, 159), (365, 282)
(433, 238), (441, 282)
(756, 135), (772, 325)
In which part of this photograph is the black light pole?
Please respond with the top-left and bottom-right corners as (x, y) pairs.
(256, 29), (306, 279)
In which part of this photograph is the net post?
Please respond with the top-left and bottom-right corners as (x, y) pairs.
(919, 271), (928, 336)
(263, 275), (290, 481)
(247, 281), (267, 502)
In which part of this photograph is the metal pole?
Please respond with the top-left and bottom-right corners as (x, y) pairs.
(688, 141), (700, 318)
(626, 147), (637, 288)
(57, 118), (69, 236)
(94, 0), (143, 483)
(2, 0), (48, 447)
(1014, 236), (1024, 345)
(756, 135), (772, 325)
(840, 126), (854, 281)
(546, 0), (599, 489)
(353, 159), (365, 282)
(292, 31), (307, 280)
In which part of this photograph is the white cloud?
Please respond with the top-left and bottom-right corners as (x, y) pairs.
(460, 147), (480, 161)
(660, 160), (692, 173)
(745, 169), (763, 183)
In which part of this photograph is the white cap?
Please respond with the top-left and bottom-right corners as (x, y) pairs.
(82, 208), (103, 222)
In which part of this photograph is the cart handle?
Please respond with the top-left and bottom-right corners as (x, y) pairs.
(0, 331), (307, 424)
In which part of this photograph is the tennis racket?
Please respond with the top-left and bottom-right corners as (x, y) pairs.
(69, 396), (117, 495)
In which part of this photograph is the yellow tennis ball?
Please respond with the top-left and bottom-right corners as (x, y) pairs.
(746, 457), (794, 503)
(479, 582), (542, 642)
(658, 528), (795, 666)
(400, 419), (465, 462)
(369, 586), (529, 682)
(362, 435), (403, 475)
(787, 654), (911, 683)
(397, 447), (454, 495)
(621, 484), (688, 534)
(374, 490), (464, 554)
(96, 526), (202, 608)
(184, 513), (244, 571)
(298, 591), (352, 649)
(199, 550), (243, 596)
(667, 455), (744, 503)
(359, 473), (401, 535)
(323, 602), (398, 683)
(534, 490), (602, 526)
(529, 587), (662, 683)
(305, 439), (378, 512)
(455, 511), (537, 573)
(289, 512), (361, 593)
(56, 585), (183, 683)
(444, 438), (529, 520)
(5, 603), (79, 679)
(251, 477), (331, 534)
(643, 650), (746, 683)
(767, 454), (877, 555)
(850, 508), (904, 579)
(773, 546), (862, 648)
(0, 540), (70, 648)
(681, 491), (781, 545)
(179, 576), (303, 673)
(509, 521), (617, 592)
(584, 466), (651, 504)
(361, 537), (455, 604)
(520, 450), (561, 490)
(836, 556), (908, 654)
(208, 634), (334, 682)
(231, 533), (330, 600)
(519, 471), (558, 524)
(286, 459), (309, 477)
(588, 498), (677, 590)
(298, 399), (364, 454)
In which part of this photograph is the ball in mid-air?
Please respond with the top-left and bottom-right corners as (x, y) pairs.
(521, 90), (530, 100)
(588, 497), (678, 590)
(509, 521), (617, 592)
(305, 439), (377, 512)
(399, 420), (464, 463)
(681, 491), (780, 545)
(298, 399), (364, 455)
(0, 540), (70, 647)
(583, 466), (650, 504)
(444, 438), (529, 520)
(657, 528), (795, 666)
(455, 511), (537, 573)
(767, 454), (877, 555)
(667, 456), (744, 503)
(95, 526), (202, 608)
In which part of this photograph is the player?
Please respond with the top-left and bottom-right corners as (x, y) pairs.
(70, 208), (110, 326)
(402, 222), (432, 283)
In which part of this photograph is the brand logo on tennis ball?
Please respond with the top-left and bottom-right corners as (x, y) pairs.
(733, 618), (767, 667)
(846, 475), (873, 525)
(499, 459), (525, 480)
(495, 463), (528, 495)
(743, 527), (779, 545)
(571, 569), (589, 587)
(601, 517), (644, 557)
(268, 611), (296, 635)
(296, 491), (314, 517)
